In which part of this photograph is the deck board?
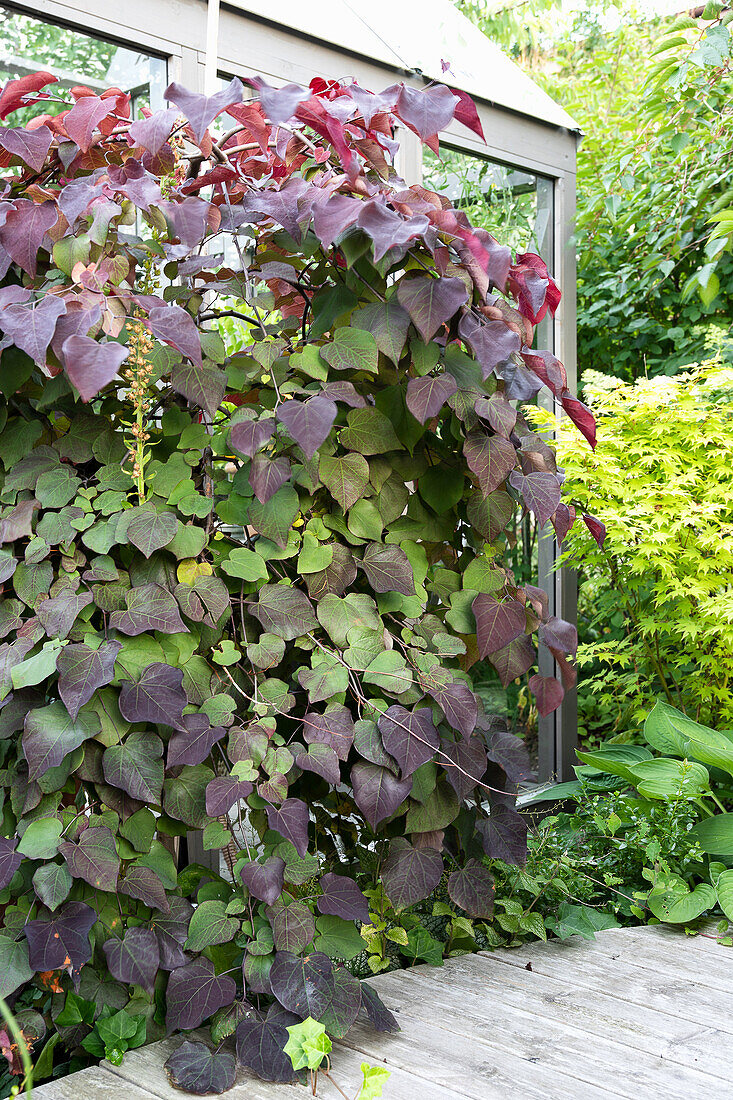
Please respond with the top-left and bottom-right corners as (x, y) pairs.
(33, 926), (733, 1099)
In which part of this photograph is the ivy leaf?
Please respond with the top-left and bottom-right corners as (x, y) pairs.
(321, 327), (378, 374)
(166, 958), (237, 1032)
(317, 873), (369, 923)
(236, 1015), (295, 1084)
(240, 857), (285, 906)
(266, 798), (310, 858)
(350, 763), (411, 830)
(276, 396), (337, 460)
(185, 900), (239, 951)
(62, 336), (129, 401)
(360, 543), (414, 596)
(23, 701), (101, 781)
(125, 506), (177, 558)
(164, 1040), (237, 1096)
(24, 902), (97, 974)
(381, 837), (443, 910)
(319, 453), (369, 511)
(103, 927), (160, 993)
(56, 640), (120, 721)
(447, 859), (495, 918)
(110, 584), (188, 636)
(251, 585), (318, 641)
(396, 276), (468, 342)
(103, 731), (165, 804)
(405, 373), (458, 424)
(59, 825), (120, 892)
(378, 706), (438, 779)
(119, 664), (188, 730)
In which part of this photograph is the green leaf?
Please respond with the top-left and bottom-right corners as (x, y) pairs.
(32, 862), (72, 911)
(628, 758), (710, 800)
(320, 453), (370, 511)
(340, 407), (400, 455)
(0, 934), (33, 997)
(357, 1063), (391, 1100)
(546, 902), (620, 941)
(364, 650), (413, 694)
(222, 547), (269, 582)
(647, 874), (716, 924)
(322, 327), (379, 374)
(576, 744), (653, 783)
(17, 817), (63, 859)
(689, 813), (733, 855)
(710, 862), (733, 922)
(185, 899), (239, 951)
(284, 1016), (332, 1072)
(313, 915), (366, 960)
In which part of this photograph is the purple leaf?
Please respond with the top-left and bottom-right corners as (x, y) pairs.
(486, 729), (534, 784)
(63, 96), (113, 152)
(406, 373), (457, 423)
(236, 1016), (295, 1084)
(118, 663), (187, 730)
(395, 84), (458, 141)
(447, 859), (495, 918)
(152, 897), (193, 971)
(0, 124), (52, 171)
(396, 276), (468, 343)
(103, 731), (164, 803)
(303, 706), (354, 761)
(1, 295), (66, 365)
(350, 762), (411, 831)
(165, 1041), (237, 1096)
(451, 87), (486, 141)
(125, 506), (177, 558)
(583, 513), (607, 548)
(250, 454), (291, 504)
(472, 593), (526, 658)
(318, 380), (367, 408)
(360, 543), (414, 596)
(458, 312), (521, 376)
(129, 107), (179, 155)
(0, 836), (21, 890)
(269, 951), (361, 1039)
(441, 734), (487, 801)
(359, 983), (399, 1034)
(24, 901), (96, 974)
(251, 585), (318, 641)
(378, 705), (438, 778)
(103, 927), (159, 993)
(381, 837), (443, 910)
(420, 667), (477, 737)
(146, 305), (202, 366)
(60, 825), (119, 892)
(229, 417), (276, 458)
(120, 866), (170, 914)
(487, 633), (536, 688)
(266, 798), (310, 858)
(311, 193), (363, 249)
(477, 806), (527, 867)
(205, 776), (253, 817)
(110, 584), (188, 636)
(357, 201), (429, 262)
(168, 714), (225, 768)
(276, 396), (337, 460)
(241, 177), (311, 242)
(267, 898), (315, 953)
(510, 470), (562, 528)
(474, 394), (517, 437)
(240, 856), (285, 905)
(351, 300), (410, 365)
(248, 77), (309, 124)
(165, 78), (244, 144)
(296, 742), (341, 784)
(539, 615), (578, 658)
(166, 957), (237, 1032)
(0, 199), (57, 277)
(464, 431), (517, 496)
(37, 589), (93, 639)
(317, 873), (369, 923)
(529, 673), (564, 717)
(62, 335), (129, 401)
(23, 701), (100, 781)
(57, 640), (121, 719)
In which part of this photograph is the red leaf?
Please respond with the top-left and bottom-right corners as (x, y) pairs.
(0, 72), (58, 120)
(529, 674), (564, 717)
(0, 125), (53, 172)
(451, 87), (486, 141)
(62, 335), (129, 401)
(583, 513), (607, 548)
(63, 96), (116, 152)
(561, 392), (597, 449)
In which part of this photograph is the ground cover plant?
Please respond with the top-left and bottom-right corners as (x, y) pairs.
(0, 67), (594, 1094)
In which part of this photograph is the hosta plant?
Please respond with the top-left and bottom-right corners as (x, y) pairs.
(0, 68), (593, 1091)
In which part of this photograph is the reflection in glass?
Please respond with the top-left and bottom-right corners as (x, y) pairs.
(0, 6), (166, 122)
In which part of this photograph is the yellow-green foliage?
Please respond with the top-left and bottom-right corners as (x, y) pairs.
(531, 354), (733, 732)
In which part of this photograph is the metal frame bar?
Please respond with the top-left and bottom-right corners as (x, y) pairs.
(4, 0), (578, 784)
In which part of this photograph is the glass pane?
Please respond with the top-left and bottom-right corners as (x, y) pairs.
(423, 145), (556, 757)
(0, 6), (166, 123)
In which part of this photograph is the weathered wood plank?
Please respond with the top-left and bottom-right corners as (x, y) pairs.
(370, 963), (723, 1100)
(33, 1065), (155, 1098)
(570, 925), (733, 991)
(482, 938), (733, 1033)
(338, 1006), (625, 1099)
(402, 949), (730, 1076)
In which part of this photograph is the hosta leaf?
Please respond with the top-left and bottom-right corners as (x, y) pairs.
(647, 874), (716, 924)
(165, 1041), (237, 1096)
(381, 838), (443, 910)
(689, 813), (733, 855)
(166, 958), (237, 1032)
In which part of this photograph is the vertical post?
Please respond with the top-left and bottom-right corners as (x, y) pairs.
(203, 0), (221, 95)
(537, 154), (579, 782)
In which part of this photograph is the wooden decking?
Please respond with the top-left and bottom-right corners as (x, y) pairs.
(35, 926), (733, 1099)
